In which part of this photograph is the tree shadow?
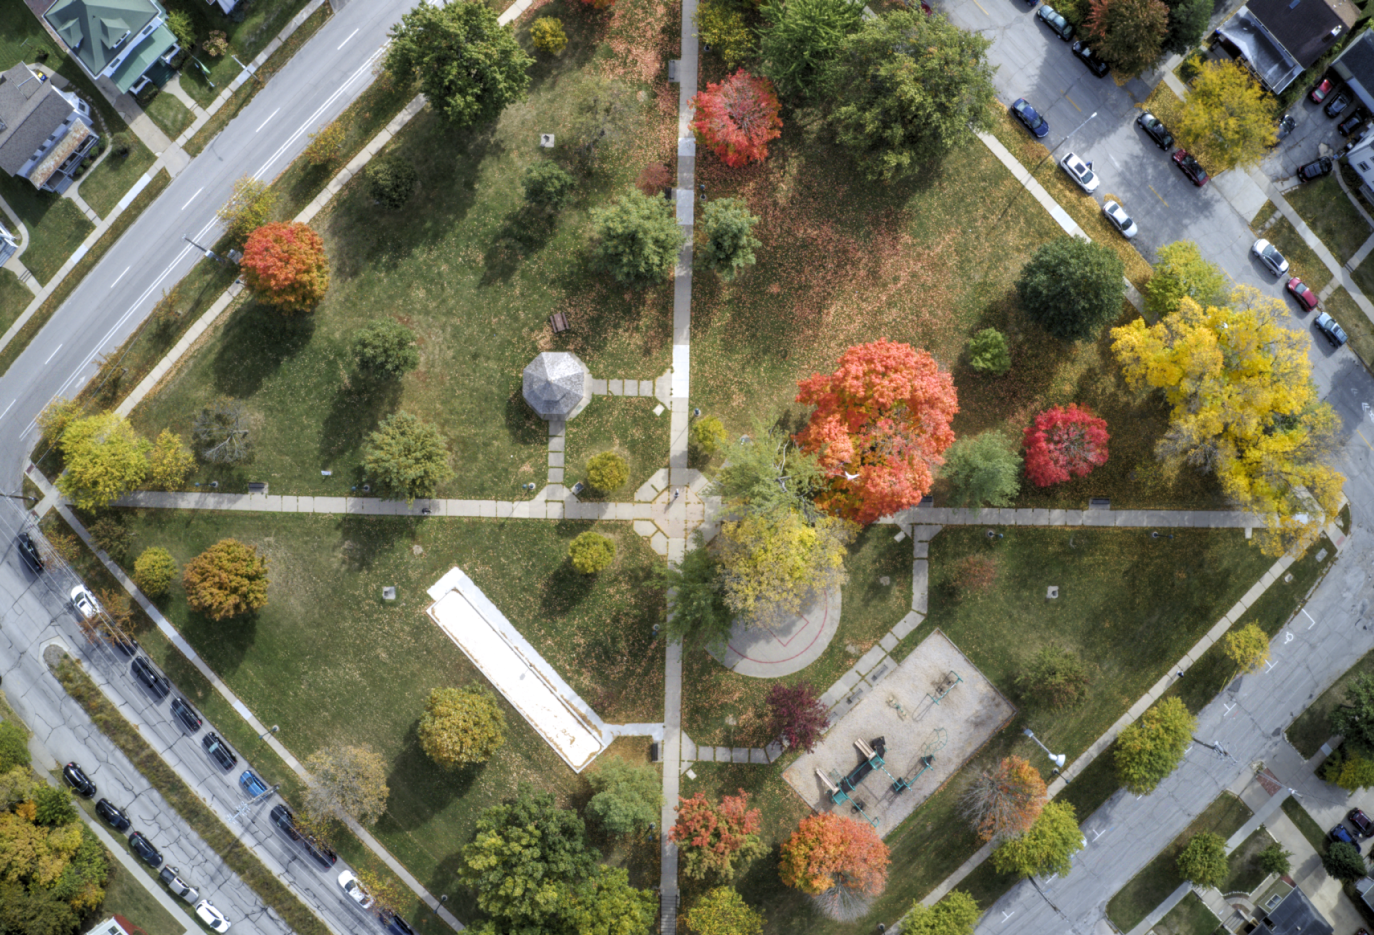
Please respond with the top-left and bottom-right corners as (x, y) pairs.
(181, 608), (259, 677)
(211, 304), (317, 398)
(334, 515), (414, 573)
(318, 375), (402, 465)
(480, 206), (560, 286)
(539, 557), (599, 617)
(377, 720), (485, 833)
(504, 385), (549, 447)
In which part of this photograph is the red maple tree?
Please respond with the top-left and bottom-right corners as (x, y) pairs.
(779, 813), (889, 896)
(240, 221), (330, 313)
(670, 790), (765, 879)
(766, 682), (828, 753)
(689, 70), (783, 168)
(795, 339), (959, 525)
(1022, 404), (1110, 487)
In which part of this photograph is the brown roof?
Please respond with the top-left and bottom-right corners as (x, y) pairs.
(1249, 0), (1359, 68)
(27, 118), (89, 188)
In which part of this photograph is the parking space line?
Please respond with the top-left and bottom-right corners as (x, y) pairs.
(1358, 428), (1374, 450)
(1149, 184), (1169, 207)
(969, 0), (989, 14)
(1065, 95), (1082, 113)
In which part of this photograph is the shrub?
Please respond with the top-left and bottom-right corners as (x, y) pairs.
(203, 30), (228, 56)
(353, 319), (420, 379)
(165, 10), (196, 49)
(1017, 646), (1091, 710)
(586, 452), (629, 491)
(0, 720), (29, 771)
(1016, 236), (1126, 341)
(524, 161), (575, 212)
(1258, 842), (1291, 876)
(699, 197), (761, 280)
(362, 412), (454, 502)
(590, 188), (686, 285)
(586, 758), (661, 835)
(1022, 404), (1110, 487)
(303, 121), (346, 166)
(183, 539), (270, 621)
(967, 328), (1011, 375)
(569, 531), (615, 573)
(690, 416), (727, 456)
(696, 0), (755, 68)
(635, 163), (674, 197)
(134, 547), (178, 597)
(88, 515), (131, 561)
(366, 158), (418, 209)
(216, 176), (278, 245)
(418, 686), (507, 768)
(530, 17), (568, 54)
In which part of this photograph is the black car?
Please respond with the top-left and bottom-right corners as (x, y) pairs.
(302, 832), (338, 870)
(171, 697), (202, 734)
(382, 911), (417, 935)
(129, 831), (164, 868)
(1340, 113), (1367, 136)
(1298, 156), (1334, 181)
(16, 533), (42, 574)
(1137, 112), (1174, 150)
(1070, 41), (1110, 77)
(1315, 311), (1349, 348)
(1327, 90), (1354, 118)
(130, 656), (170, 702)
(270, 804), (303, 841)
(1350, 809), (1374, 837)
(62, 762), (96, 798)
(201, 732), (238, 771)
(95, 799), (131, 831)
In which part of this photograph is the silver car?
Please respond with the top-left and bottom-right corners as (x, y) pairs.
(1059, 152), (1099, 193)
(159, 866), (199, 904)
(1252, 239), (1290, 276)
(1102, 200), (1138, 238)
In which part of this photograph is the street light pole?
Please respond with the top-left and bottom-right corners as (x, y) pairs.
(183, 234), (228, 265)
(1024, 727), (1066, 770)
(994, 111), (1099, 227)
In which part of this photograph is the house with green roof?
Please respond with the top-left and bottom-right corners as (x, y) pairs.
(43, 0), (180, 97)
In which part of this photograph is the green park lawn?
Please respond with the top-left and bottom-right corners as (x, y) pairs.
(1288, 642), (1374, 757)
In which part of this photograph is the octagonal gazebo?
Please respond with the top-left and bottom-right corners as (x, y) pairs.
(522, 351), (592, 421)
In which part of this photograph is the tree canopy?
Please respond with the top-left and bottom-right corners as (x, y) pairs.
(940, 431), (1022, 511)
(960, 756), (1047, 843)
(133, 546), (178, 597)
(1177, 832), (1228, 888)
(904, 891), (981, 935)
(569, 531), (616, 574)
(216, 176), (278, 245)
(182, 539), (270, 621)
(1323, 841), (1366, 882)
(1114, 696), (1196, 795)
(654, 536), (734, 651)
(1162, 0), (1211, 55)
(1017, 646), (1091, 710)
(384, 0), (532, 127)
(990, 800), (1083, 877)
(57, 412), (149, 511)
(1223, 623), (1270, 675)
(241, 222), (330, 313)
(690, 71), (783, 168)
(1023, 405), (1110, 487)
(1176, 61), (1276, 173)
(1084, 0), (1169, 75)
(1144, 241), (1229, 317)
(670, 790), (765, 880)
(712, 427), (824, 519)
(765, 682), (828, 753)
(303, 743), (390, 827)
(1017, 236), (1126, 341)
(682, 886), (765, 935)
(362, 412), (455, 502)
(779, 813), (889, 896)
(1332, 673), (1374, 751)
(586, 758), (662, 836)
(353, 319), (421, 379)
(717, 509), (853, 628)
(0, 793), (108, 935)
(758, 0), (863, 99)
(562, 866), (657, 935)
(700, 197), (762, 280)
(147, 429), (194, 490)
(590, 188), (687, 285)
(418, 686), (507, 768)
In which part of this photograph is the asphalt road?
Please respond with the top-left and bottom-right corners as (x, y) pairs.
(0, 0), (418, 487)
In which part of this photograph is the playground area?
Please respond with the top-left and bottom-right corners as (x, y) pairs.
(782, 629), (1015, 836)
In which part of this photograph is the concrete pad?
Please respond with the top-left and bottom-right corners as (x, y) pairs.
(912, 562), (929, 613)
(837, 667), (862, 692)
(609, 379), (623, 396)
(1212, 167), (1271, 226)
(452, 501), (479, 517)
(707, 587), (842, 678)
(650, 532), (669, 555)
(880, 632), (899, 652)
(855, 645), (887, 675)
(478, 501), (497, 518)
(913, 540), (929, 559)
(548, 452), (565, 467)
(496, 501), (514, 519)
(591, 378), (608, 395)
(634, 520), (657, 537)
(715, 746), (731, 761)
(547, 468), (565, 484)
(891, 611), (923, 640)
(750, 748), (769, 764)
(732, 747), (749, 763)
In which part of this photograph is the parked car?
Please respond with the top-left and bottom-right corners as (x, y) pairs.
(195, 900), (231, 933)
(171, 696), (202, 734)
(16, 533), (43, 574)
(1340, 112), (1367, 136)
(1315, 311), (1349, 347)
(1011, 98), (1049, 138)
(240, 769), (269, 798)
(159, 866), (200, 904)
(107, 632), (138, 657)
(1070, 41), (1109, 77)
(382, 911), (417, 935)
(1350, 808), (1374, 837)
(1036, 4), (1074, 39)
(1274, 113), (1296, 144)
(339, 870), (375, 909)
(62, 762), (96, 798)
(1327, 90), (1354, 118)
(1252, 239), (1290, 276)
(129, 831), (163, 868)
(1102, 199), (1138, 238)
(1172, 149), (1209, 186)
(95, 799), (130, 832)
(202, 732), (238, 771)
(1137, 112), (1174, 150)
(1286, 277), (1319, 311)
(1311, 77), (1336, 103)
(1331, 822), (1361, 850)
(270, 804), (303, 841)
(130, 656), (170, 701)
(70, 585), (101, 620)
(1298, 156), (1334, 181)
(302, 831), (338, 870)
(1059, 152), (1099, 193)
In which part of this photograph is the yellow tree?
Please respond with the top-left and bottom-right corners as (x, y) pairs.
(57, 412), (150, 510)
(1110, 289), (1343, 556)
(716, 510), (854, 627)
(1224, 623), (1270, 674)
(148, 429), (194, 490)
(1176, 61), (1276, 173)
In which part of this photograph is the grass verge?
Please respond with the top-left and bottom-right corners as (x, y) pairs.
(168, 0), (314, 109)
(1284, 173), (1371, 265)
(140, 90), (196, 141)
(1320, 287), (1374, 371)
(0, 268), (31, 335)
(1153, 891), (1221, 935)
(1281, 797), (1325, 851)
(1262, 217), (1331, 293)
(84, 848), (184, 935)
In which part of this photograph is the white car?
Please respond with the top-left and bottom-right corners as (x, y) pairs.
(1059, 152), (1099, 193)
(339, 869), (374, 909)
(1252, 238), (1290, 276)
(70, 585), (102, 620)
(1102, 200), (1138, 239)
(195, 900), (231, 932)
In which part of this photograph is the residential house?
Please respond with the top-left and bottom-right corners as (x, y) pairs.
(1250, 885), (1334, 935)
(0, 222), (17, 268)
(1213, 0), (1358, 93)
(1334, 29), (1374, 115)
(44, 0), (180, 97)
(0, 62), (99, 194)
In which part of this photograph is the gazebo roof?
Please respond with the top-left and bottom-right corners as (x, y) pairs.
(522, 351), (592, 420)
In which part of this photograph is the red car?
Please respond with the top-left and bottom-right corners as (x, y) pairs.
(1286, 277), (1318, 311)
(1172, 149), (1209, 187)
(1311, 78), (1335, 103)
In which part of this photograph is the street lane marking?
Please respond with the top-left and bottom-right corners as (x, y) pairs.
(338, 28), (360, 50)
(1065, 95), (1081, 113)
(256, 107), (281, 133)
(969, 0), (989, 13)
(1303, 608), (1318, 629)
(43, 344), (63, 365)
(1358, 427), (1374, 450)
(181, 187), (204, 210)
(0, 400), (13, 421)
(1149, 184), (1168, 206)
(110, 266), (130, 288)
(1223, 702), (1236, 716)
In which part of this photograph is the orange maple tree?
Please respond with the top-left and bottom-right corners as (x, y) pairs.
(794, 339), (959, 524)
(689, 70), (783, 168)
(669, 790), (766, 879)
(960, 755), (1047, 842)
(240, 221), (330, 313)
(779, 813), (889, 896)
(1022, 404), (1110, 487)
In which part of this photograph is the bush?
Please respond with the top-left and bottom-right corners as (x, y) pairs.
(418, 686), (507, 768)
(690, 416), (727, 456)
(1323, 841), (1366, 883)
(586, 452), (629, 491)
(353, 319), (420, 379)
(303, 121), (346, 167)
(33, 784), (76, 826)
(590, 188), (686, 285)
(587, 758), (661, 835)
(530, 17), (568, 54)
(366, 158), (418, 209)
(1017, 647), (1091, 710)
(134, 547), (178, 597)
(635, 163), (674, 197)
(967, 328), (1011, 375)
(88, 515), (131, 562)
(523, 161), (575, 212)
(183, 539), (270, 621)
(696, 0), (756, 68)
(0, 720), (29, 771)
(569, 532), (615, 573)
(1258, 842), (1291, 876)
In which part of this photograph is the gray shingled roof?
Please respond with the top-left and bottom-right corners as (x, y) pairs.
(0, 64), (78, 176)
(1249, 0), (1355, 68)
(523, 352), (592, 420)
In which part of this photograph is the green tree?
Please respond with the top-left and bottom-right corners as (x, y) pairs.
(1177, 832), (1228, 888)
(216, 176), (279, 245)
(458, 784), (597, 926)
(904, 890), (981, 935)
(1016, 646), (1091, 710)
(699, 197), (761, 280)
(690, 416), (728, 457)
(133, 546), (177, 597)
(696, 0), (755, 69)
(717, 510), (853, 628)
(362, 412), (455, 502)
(967, 328), (1011, 376)
(32, 786), (76, 827)
(36, 397), (82, 448)
(183, 539), (269, 620)
(523, 161), (576, 212)
(990, 800), (1083, 878)
(1329, 749), (1374, 791)
(57, 412), (150, 511)
(711, 427), (823, 519)
(563, 74), (644, 173)
(303, 743), (390, 827)
(353, 319), (420, 379)
(302, 120), (346, 167)
(683, 886), (765, 935)
(586, 452), (630, 492)
(826, 10), (997, 181)
(1016, 236), (1126, 341)
(1175, 61), (1277, 173)
(165, 9), (196, 50)
(365, 158), (418, 209)
(1083, 0), (1169, 76)
(1258, 842), (1291, 877)
(587, 758), (661, 836)
(569, 531), (616, 573)
(1145, 241), (1229, 316)
(1331, 673), (1374, 751)
(0, 721), (29, 772)
(1114, 696), (1196, 795)
(1162, 0), (1210, 55)
(590, 188), (686, 285)
(1323, 841), (1366, 882)
(384, 0), (532, 127)
(653, 535), (734, 650)
(418, 686), (507, 768)
(529, 16), (568, 55)
(940, 431), (1021, 512)
(758, 0), (863, 99)
(564, 866), (657, 934)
